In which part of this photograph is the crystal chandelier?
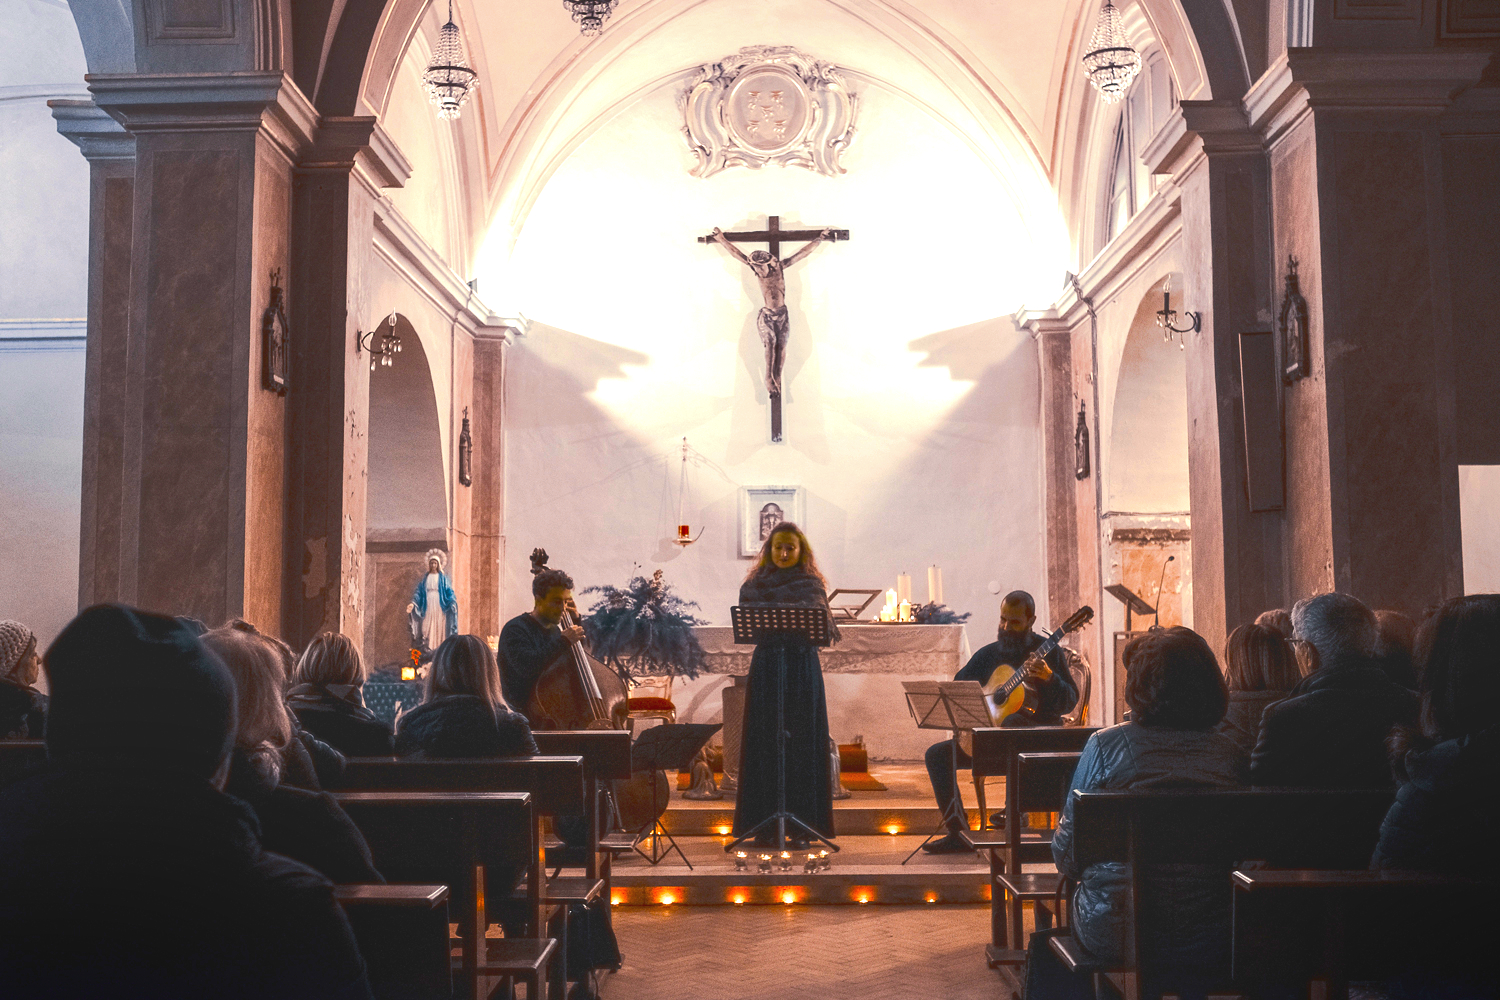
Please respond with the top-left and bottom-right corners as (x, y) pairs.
(422, 2), (477, 121)
(1081, 1), (1141, 104)
(563, 0), (618, 36)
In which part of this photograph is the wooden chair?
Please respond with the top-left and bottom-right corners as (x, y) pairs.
(335, 790), (553, 1000)
(966, 726), (1099, 966)
(335, 884), (453, 1000)
(992, 751), (1083, 961)
(1047, 787), (1395, 1000)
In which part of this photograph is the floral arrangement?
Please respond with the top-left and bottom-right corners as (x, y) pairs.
(580, 569), (709, 681)
(912, 602), (971, 625)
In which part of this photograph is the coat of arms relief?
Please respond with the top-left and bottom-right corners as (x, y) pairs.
(681, 46), (858, 178)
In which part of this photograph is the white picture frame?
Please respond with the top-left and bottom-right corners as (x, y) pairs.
(739, 486), (806, 557)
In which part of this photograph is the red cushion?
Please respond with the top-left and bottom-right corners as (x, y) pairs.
(627, 697), (675, 712)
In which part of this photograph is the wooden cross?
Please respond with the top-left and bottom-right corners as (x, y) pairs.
(698, 216), (851, 442)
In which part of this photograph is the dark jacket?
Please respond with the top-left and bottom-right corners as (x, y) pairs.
(498, 613), (567, 714)
(1214, 689), (1287, 758)
(225, 747), (383, 884)
(1053, 723), (1248, 970)
(282, 725), (346, 790)
(0, 682), (46, 740)
(0, 756), (371, 999)
(1250, 656), (1418, 788)
(1373, 724), (1500, 874)
(395, 694), (538, 758)
(287, 684), (395, 759)
(955, 632), (1078, 724)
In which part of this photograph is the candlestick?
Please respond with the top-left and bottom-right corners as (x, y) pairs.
(928, 565), (944, 606)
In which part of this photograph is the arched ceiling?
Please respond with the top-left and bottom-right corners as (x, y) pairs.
(359, 0), (1219, 257)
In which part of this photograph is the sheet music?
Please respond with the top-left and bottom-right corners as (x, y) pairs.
(939, 680), (994, 731)
(901, 680), (952, 730)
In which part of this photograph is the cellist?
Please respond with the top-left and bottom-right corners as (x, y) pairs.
(497, 567), (586, 716)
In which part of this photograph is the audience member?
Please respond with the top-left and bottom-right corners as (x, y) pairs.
(287, 632), (395, 758)
(1250, 593), (1417, 788)
(395, 634), (537, 757)
(1036, 628), (1246, 998)
(1254, 608), (1294, 641)
(1215, 624), (1298, 756)
(226, 618), (347, 787)
(0, 621), (46, 739)
(202, 627), (381, 884)
(1373, 609), (1419, 691)
(0, 604), (371, 999)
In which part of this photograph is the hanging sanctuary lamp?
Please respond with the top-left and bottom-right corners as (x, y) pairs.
(422, 1), (478, 121)
(672, 437), (703, 547)
(1081, 1), (1142, 104)
(562, 0), (618, 36)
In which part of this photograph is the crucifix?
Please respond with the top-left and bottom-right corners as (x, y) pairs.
(699, 215), (850, 442)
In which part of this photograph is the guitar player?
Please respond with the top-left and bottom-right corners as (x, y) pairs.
(922, 590), (1079, 854)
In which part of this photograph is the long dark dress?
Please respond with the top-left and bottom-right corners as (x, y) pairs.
(732, 567), (838, 841)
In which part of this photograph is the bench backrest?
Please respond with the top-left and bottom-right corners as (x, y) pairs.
(531, 731), (632, 781)
(1013, 752), (1082, 814)
(337, 756), (587, 815)
(0, 740), (46, 787)
(970, 726), (1098, 779)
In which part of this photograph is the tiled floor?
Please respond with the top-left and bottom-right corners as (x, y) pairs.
(598, 904), (1019, 1000)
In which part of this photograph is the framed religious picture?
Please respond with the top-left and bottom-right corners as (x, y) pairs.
(739, 485), (805, 557)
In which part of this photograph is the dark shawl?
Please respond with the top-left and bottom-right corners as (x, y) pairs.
(737, 567), (841, 644)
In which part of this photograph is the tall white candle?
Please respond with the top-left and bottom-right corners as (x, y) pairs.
(928, 565), (944, 606)
(896, 573), (911, 604)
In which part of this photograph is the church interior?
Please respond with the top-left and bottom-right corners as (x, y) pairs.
(1, 0), (1498, 998)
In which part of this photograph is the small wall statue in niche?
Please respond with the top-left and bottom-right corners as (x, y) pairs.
(458, 407), (473, 488)
(1075, 401), (1091, 481)
(1280, 255), (1310, 384)
(262, 269), (289, 394)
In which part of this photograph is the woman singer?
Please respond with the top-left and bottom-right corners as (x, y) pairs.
(733, 523), (839, 847)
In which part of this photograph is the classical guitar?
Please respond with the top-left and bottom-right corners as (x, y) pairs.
(959, 605), (1093, 754)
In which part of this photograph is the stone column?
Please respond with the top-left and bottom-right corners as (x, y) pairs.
(467, 331), (509, 640)
(1246, 50), (1489, 614)
(50, 100), (135, 611)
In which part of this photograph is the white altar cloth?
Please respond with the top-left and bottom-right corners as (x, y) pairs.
(690, 623), (972, 675)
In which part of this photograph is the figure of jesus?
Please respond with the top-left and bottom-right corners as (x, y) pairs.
(710, 226), (834, 396)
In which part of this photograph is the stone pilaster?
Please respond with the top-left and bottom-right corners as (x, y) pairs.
(467, 331), (509, 639)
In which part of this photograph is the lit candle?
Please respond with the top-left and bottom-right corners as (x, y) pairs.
(898, 599), (912, 622)
(928, 565), (944, 606)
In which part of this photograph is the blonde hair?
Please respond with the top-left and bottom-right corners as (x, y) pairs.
(743, 521), (826, 587)
(201, 627), (293, 751)
(425, 634), (509, 714)
(293, 632), (365, 689)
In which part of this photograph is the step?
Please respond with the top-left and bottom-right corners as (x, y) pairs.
(660, 805), (978, 837)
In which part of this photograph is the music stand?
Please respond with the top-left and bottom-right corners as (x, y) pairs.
(628, 722), (722, 867)
(724, 605), (839, 855)
(1105, 583), (1155, 632)
(900, 679), (993, 863)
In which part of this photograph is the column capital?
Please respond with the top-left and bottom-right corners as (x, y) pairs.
(1144, 102), (1261, 179)
(49, 99), (135, 163)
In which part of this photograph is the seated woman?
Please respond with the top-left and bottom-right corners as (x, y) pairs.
(225, 618), (345, 789)
(1042, 628), (1247, 997)
(286, 632), (394, 758)
(1215, 623), (1298, 757)
(200, 627), (382, 884)
(395, 635), (537, 758)
(0, 622), (46, 740)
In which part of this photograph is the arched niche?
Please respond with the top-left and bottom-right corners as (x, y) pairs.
(364, 312), (449, 671)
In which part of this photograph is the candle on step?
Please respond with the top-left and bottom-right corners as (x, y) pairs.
(928, 565), (944, 606)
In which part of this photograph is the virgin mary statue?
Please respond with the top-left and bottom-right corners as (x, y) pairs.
(406, 548), (459, 655)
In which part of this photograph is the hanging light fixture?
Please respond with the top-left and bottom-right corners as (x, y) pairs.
(562, 0), (617, 36)
(1081, 1), (1142, 104)
(422, 1), (477, 121)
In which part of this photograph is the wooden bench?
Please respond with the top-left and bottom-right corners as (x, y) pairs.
(335, 884), (452, 1000)
(1048, 787), (1395, 1000)
(967, 726), (1098, 966)
(1232, 869), (1485, 1000)
(991, 751), (1083, 963)
(334, 790), (554, 1000)
(0, 739), (46, 787)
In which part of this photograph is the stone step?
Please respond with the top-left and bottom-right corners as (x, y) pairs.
(660, 805), (983, 837)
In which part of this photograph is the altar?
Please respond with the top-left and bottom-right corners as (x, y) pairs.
(669, 623), (975, 763)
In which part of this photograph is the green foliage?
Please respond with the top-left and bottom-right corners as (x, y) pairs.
(580, 570), (709, 681)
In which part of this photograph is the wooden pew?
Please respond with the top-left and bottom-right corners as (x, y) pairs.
(966, 726), (1098, 966)
(1232, 869), (1485, 1000)
(992, 751), (1083, 963)
(1047, 787), (1395, 1000)
(0, 739), (46, 787)
(335, 790), (555, 1000)
(335, 884), (453, 1000)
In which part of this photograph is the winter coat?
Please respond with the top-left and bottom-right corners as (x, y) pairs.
(1052, 723), (1248, 971)
(1214, 689), (1287, 758)
(394, 694), (538, 759)
(226, 747), (383, 884)
(282, 724), (346, 790)
(0, 756), (371, 999)
(287, 684), (395, 758)
(0, 682), (45, 740)
(1373, 724), (1500, 874)
(1250, 655), (1418, 788)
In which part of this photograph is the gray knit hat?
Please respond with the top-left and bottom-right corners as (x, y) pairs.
(0, 621), (36, 680)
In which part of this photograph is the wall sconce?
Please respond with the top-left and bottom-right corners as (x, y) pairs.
(1074, 401), (1091, 481)
(1155, 277), (1200, 346)
(357, 313), (402, 370)
(1279, 255), (1310, 384)
(458, 407), (473, 487)
(261, 269), (289, 395)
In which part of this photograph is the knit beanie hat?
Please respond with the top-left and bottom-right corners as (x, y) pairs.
(43, 604), (237, 779)
(0, 621), (36, 681)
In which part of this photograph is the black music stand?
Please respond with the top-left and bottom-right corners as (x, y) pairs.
(900, 680), (992, 863)
(628, 722), (721, 867)
(723, 605), (840, 855)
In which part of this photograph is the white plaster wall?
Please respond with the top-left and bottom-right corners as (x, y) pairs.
(1460, 466), (1500, 594)
(0, 1), (89, 649)
(487, 80), (1065, 642)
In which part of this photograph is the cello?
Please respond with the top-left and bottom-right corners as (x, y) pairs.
(523, 550), (670, 833)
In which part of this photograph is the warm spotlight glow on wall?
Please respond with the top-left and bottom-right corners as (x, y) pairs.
(926, 893), (938, 904)
(733, 895), (745, 905)
(886, 824), (901, 835)
(658, 893), (675, 906)
(782, 891), (796, 905)
(611, 895), (621, 906)
(716, 825), (731, 836)
(857, 894), (870, 904)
